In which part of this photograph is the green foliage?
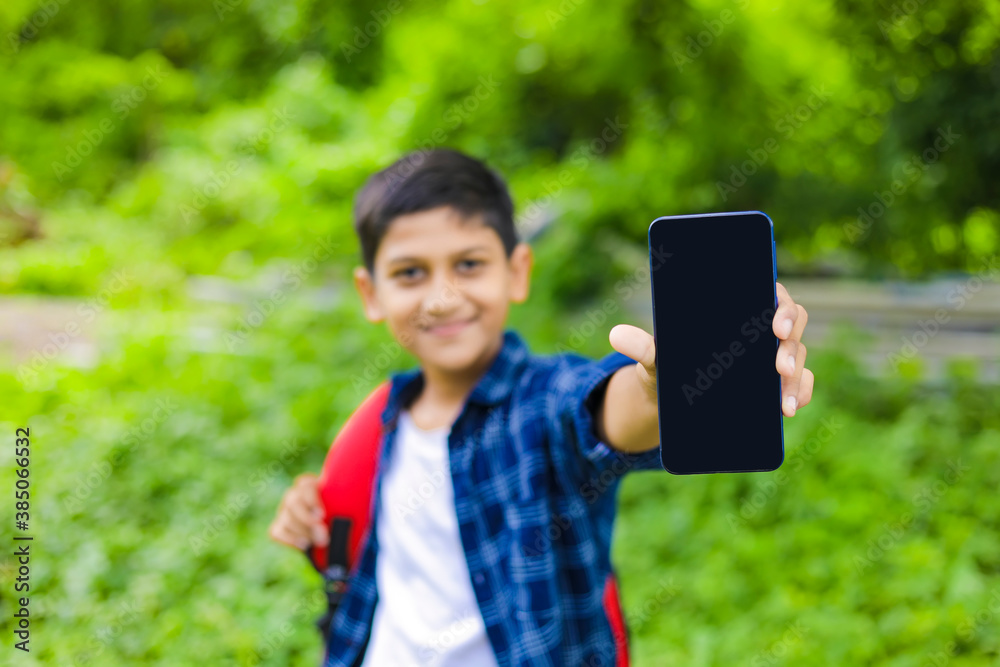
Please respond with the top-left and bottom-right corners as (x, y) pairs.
(1, 0), (998, 664)
(615, 370), (1000, 665)
(1, 0), (998, 293)
(4, 309), (1000, 664)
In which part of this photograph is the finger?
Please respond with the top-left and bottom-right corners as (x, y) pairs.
(781, 377), (798, 417)
(608, 324), (656, 374)
(790, 304), (808, 343)
(269, 520), (310, 551)
(293, 474), (324, 521)
(313, 517), (329, 547)
(287, 492), (320, 530)
(773, 282), (798, 340)
(797, 368), (814, 409)
(276, 517), (313, 548)
(780, 343), (808, 416)
(776, 338), (800, 377)
(287, 493), (328, 546)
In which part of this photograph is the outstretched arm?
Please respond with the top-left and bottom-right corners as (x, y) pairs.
(594, 281), (814, 453)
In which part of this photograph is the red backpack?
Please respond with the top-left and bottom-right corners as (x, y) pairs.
(307, 382), (630, 666)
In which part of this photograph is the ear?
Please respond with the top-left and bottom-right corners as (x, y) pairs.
(353, 266), (385, 322)
(507, 242), (533, 304)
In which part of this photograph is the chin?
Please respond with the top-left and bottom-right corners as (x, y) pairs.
(417, 331), (497, 372)
(419, 342), (480, 370)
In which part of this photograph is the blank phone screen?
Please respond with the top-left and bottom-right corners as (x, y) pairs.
(648, 211), (783, 474)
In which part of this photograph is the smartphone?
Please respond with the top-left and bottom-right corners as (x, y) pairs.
(648, 211), (783, 474)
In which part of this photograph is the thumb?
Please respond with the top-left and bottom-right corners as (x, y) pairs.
(609, 324), (656, 375)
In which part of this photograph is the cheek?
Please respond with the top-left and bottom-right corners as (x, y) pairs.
(467, 270), (510, 304)
(383, 292), (424, 327)
(469, 288), (512, 325)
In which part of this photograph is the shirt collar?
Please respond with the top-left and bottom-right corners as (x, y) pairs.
(380, 329), (530, 429)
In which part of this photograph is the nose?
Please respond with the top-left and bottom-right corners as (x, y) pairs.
(423, 270), (463, 317)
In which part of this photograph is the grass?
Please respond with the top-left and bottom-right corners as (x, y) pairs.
(2, 286), (998, 665)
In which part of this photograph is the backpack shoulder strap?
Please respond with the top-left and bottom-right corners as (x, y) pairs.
(603, 571), (631, 666)
(309, 381), (391, 573)
(309, 382), (391, 643)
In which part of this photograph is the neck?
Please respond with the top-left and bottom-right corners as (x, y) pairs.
(417, 333), (504, 409)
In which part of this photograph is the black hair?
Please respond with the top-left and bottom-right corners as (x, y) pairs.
(352, 148), (519, 275)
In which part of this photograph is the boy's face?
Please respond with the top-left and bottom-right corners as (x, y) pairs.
(353, 206), (532, 380)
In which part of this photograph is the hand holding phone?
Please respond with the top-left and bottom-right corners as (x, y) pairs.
(648, 211), (811, 474)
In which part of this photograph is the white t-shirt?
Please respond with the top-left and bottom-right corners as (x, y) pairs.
(361, 409), (498, 667)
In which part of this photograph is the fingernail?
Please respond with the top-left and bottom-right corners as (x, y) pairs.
(782, 319), (793, 337)
(788, 354), (796, 373)
(785, 395), (797, 416)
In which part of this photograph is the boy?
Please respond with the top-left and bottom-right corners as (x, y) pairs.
(270, 149), (813, 666)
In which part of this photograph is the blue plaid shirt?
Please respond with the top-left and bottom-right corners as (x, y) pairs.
(324, 329), (663, 667)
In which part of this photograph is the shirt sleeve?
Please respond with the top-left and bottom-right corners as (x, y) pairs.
(545, 350), (663, 480)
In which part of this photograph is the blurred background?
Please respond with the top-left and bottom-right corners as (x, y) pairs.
(1, 0), (999, 664)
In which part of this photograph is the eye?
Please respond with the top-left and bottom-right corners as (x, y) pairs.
(457, 259), (483, 271)
(393, 266), (424, 281)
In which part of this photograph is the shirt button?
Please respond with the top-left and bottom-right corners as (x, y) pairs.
(474, 573), (485, 585)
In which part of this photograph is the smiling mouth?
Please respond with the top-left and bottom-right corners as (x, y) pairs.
(424, 317), (477, 337)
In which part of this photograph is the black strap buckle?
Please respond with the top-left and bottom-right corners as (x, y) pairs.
(315, 518), (353, 641)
